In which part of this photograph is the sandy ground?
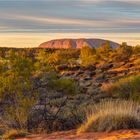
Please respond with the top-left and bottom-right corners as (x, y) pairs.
(17, 129), (140, 140)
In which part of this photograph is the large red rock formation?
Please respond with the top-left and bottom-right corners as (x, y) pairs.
(39, 38), (119, 49)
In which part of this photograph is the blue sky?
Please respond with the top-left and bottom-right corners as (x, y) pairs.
(0, 0), (140, 47)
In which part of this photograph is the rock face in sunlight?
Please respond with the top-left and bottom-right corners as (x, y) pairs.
(39, 38), (119, 49)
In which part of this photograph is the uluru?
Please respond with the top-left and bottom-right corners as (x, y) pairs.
(39, 38), (119, 49)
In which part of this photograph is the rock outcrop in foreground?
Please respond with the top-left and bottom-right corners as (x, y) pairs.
(39, 38), (119, 49)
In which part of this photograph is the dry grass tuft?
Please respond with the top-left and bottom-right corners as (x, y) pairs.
(77, 100), (140, 134)
(2, 129), (28, 139)
(101, 75), (140, 101)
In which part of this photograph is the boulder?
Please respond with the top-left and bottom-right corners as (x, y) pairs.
(86, 87), (100, 95)
(106, 71), (118, 78)
(57, 65), (68, 71)
(95, 73), (106, 82)
(68, 65), (81, 71)
(113, 62), (126, 68)
(84, 77), (93, 81)
(84, 81), (92, 87)
(124, 63), (134, 68)
(73, 70), (84, 77)
(99, 63), (113, 71)
(89, 71), (96, 77)
(62, 71), (75, 77)
(82, 65), (96, 71)
(92, 82), (102, 87)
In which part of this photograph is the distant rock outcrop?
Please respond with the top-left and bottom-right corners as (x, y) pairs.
(39, 38), (119, 49)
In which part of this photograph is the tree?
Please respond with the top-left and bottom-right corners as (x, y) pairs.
(0, 51), (38, 130)
(80, 46), (96, 66)
(35, 49), (52, 73)
(114, 42), (132, 62)
(47, 49), (79, 67)
(96, 41), (112, 60)
(132, 45), (140, 55)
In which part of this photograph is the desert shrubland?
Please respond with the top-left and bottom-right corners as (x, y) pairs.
(0, 42), (140, 137)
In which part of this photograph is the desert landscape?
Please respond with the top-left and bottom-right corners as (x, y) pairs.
(0, 40), (139, 140)
(0, 0), (140, 139)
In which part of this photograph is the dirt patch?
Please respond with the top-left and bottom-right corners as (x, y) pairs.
(17, 130), (140, 140)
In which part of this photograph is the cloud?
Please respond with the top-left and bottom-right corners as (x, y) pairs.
(79, 0), (140, 9)
(3, 13), (140, 28)
(0, 23), (17, 30)
(0, 13), (109, 28)
(0, 13), (140, 34)
(8, 14), (111, 27)
(0, 26), (8, 29)
(0, 0), (139, 33)
(117, 19), (140, 26)
(79, 0), (140, 3)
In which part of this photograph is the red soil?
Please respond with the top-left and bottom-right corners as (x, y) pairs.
(17, 129), (140, 140)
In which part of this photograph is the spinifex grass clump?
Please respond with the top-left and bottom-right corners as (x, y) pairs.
(2, 129), (28, 139)
(77, 100), (140, 134)
(102, 75), (140, 101)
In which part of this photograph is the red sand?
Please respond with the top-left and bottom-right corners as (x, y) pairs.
(17, 129), (140, 140)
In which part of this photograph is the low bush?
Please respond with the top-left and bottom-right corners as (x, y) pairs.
(114, 44), (132, 62)
(48, 78), (79, 96)
(101, 75), (140, 101)
(134, 58), (140, 65)
(48, 49), (79, 66)
(80, 46), (97, 66)
(77, 100), (140, 134)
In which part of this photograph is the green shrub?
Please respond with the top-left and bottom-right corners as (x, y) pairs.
(35, 49), (53, 73)
(132, 45), (140, 55)
(0, 52), (38, 130)
(102, 75), (140, 101)
(48, 78), (79, 95)
(96, 41), (113, 60)
(80, 46), (96, 66)
(77, 100), (140, 133)
(48, 49), (79, 66)
(114, 43), (132, 62)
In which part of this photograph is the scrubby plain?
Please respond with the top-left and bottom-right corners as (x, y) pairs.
(0, 42), (140, 139)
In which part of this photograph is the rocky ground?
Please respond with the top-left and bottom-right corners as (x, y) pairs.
(26, 56), (140, 137)
(59, 57), (140, 97)
(30, 56), (140, 132)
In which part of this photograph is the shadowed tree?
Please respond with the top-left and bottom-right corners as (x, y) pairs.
(96, 41), (112, 60)
(0, 51), (38, 130)
(114, 42), (132, 62)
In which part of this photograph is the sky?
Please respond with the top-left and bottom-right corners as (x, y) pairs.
(0, 0), (140, 47)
